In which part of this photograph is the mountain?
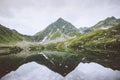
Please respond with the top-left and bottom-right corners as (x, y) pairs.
(92, 16), (120, 30)
(42, 23), (120, 52)
(79, 27), (90, 34)
(34, 18), (81, 43)
(67, 22), (120, 52)
(81, 16), (120, 33)
(0, 24), (31, 43)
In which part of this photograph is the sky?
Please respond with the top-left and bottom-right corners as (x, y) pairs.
(0, 0), (120, 35)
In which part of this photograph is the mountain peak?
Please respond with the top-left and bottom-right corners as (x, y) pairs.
(56, 18), (66, 23)
(92, 16), (120, 31)
(106, 16), (116, 20)
(34, 18), (80, 42)
(110, 16), (116, 19)
(57, 18), (64, 21)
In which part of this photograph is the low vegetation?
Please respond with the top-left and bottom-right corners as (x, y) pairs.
(50, 30), (61, 40)
(0, 24), (32, 43)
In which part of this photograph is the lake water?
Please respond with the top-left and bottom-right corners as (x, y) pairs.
(1, 61), (120, 80)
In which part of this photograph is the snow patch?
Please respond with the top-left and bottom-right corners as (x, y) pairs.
(41, 36), (48, 42)
(62, 25), (65, 29)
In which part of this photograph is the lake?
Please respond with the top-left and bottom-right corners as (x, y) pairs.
(0, 50), (120, 80)
(1, 61), (120, 80)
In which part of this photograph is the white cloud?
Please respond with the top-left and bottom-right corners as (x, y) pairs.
(0, 0), (120, 35)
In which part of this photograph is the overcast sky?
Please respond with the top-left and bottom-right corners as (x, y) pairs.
(0, 0), (120, 35)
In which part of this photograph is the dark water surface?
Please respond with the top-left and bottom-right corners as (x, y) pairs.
(0, 50), (120, 79)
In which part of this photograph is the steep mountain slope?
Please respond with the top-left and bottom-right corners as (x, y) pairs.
(41, 23), (120, 52)
(68, 24), (120, 51)
(34, 18), (81, 43)
(93, 16), (120, 30)
(0, 24), (31, 43)
(82, 16), (120, 33)
(93, 16), (120, 29)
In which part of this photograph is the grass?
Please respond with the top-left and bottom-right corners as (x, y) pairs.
(0, 24), (32, 43)
(50, 30), (61, 40)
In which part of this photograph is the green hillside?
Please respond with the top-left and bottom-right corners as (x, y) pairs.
(0, 24), (31, 43)
(82, 16), (120, 33)
(68, 24), (120, 51)
(50, 30), (61, 40)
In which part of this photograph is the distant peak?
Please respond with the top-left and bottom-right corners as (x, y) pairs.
(57, 18), (65, 22)
(58, 17), (64, 20)
(110, 16), (116, 19)
(107, 16), (116, 20)
(111, 16), (116, 18)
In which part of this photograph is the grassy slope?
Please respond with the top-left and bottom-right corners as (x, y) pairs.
(50, 30), (61, 40)
(67, 24), (120, 51)
(0, 24), (31, 43)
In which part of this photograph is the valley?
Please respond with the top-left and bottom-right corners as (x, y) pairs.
(0, 17), (120, 78)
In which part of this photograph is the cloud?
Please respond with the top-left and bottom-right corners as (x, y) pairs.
(0, 0), (120, 35)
